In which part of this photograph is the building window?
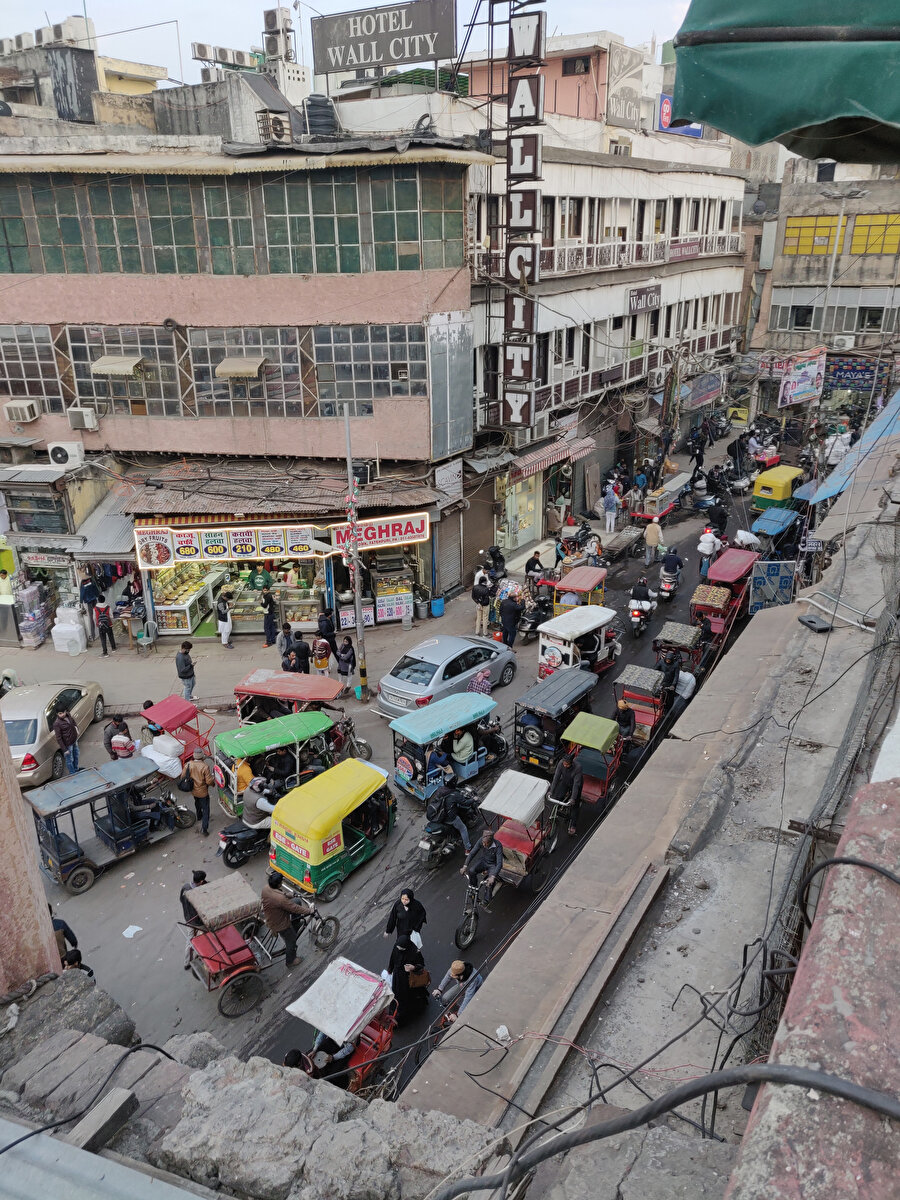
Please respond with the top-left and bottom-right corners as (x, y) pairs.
(69, 326), (179, 417)
(671, 198), (682, 237)
(664, 305), (673, 339)
(535, 332), (550, 385)
(816, 161), (836, 183)
(541, 198), (555, 245)
(689, 200), (701, 232)
(312, 323), (426, 415)
(4, 489), (68, 534)
(29, 173), (87, 273)
(0, 325), (64, 413)
(558, 198), (583, 240)
(856, 306), (884, 332)
(189, 326), (317, 419)
(86, 178), (142, 273)
(371, 167), (418, 271)
(654, 200), (666, 236)
(419, 165), (464, 269)
(482, 344), (499, 399)
(789, 305), (814, 330)
(145, 177), (198, 274)
(0, 181), (30, 273)
(611, 315), (624, 331)
(202, 178), (257, 275)
(649, 307), (660, 338)
(564, 327), (576, 362)
(782, 215), (845, 255)
(849, 214), (900, 255)
(486, 194), (500, 247)
(581, 323), (591, 371)
(562, 56), (590, 75)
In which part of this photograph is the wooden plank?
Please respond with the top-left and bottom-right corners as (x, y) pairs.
(66, 1087), (138, 1152)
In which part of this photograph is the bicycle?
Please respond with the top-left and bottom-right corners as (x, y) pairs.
(454, 875), (496, 950)
(240, 903), (340, 956)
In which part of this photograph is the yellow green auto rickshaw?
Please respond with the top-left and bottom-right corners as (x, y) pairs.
(269, 759), (395, 902)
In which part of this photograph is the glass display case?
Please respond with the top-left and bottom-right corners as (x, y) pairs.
(278, 587), (323, 631)
(152, 564), (225, 634)
(228, 580), (265, 635)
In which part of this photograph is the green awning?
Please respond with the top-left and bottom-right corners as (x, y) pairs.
(560, 712), (620, 754)
(673, 5), (900, 160)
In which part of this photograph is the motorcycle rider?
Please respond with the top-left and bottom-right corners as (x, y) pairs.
(551, 747), (584, 837)
(460, 830), (503, 896)
(630, 576), (658, 608)
(660, 546), (684, 585)
(426, 782), (473, 854)
(659, 649), (681, 709)
(697, 527), (723, 575)
(709, 500), (729, 537)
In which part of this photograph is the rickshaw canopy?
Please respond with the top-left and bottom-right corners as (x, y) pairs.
(388, 693), (497, 744)
(215, 712), (333, 760)
(140, 695), (200, 730)
(187, 874), (261, 931)
(26, 758), (158, 818)
(655, 621), (702, 650)
(538, 605), (618, 640)
(516, 670), (596, 718)
(752, 465), (804, 502)
(561, 712), (620, 754)
(235, 669), (344, 703)
(616, 664), (665, 696)
(480, 769), (548, 825)
(706, 548), (760, 584)
(751, 508), (800, 537)
(273, 759), (388, 845)
(554, 566), (607, 593)
(286, 957), (394, 1044)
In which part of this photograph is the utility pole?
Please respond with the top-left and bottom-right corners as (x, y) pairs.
(342, 404), (369, 702)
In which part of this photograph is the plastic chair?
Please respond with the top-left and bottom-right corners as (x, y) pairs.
(136, 618), (159, 656)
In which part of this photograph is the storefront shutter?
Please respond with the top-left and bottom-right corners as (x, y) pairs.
(437, 513), (463, 596)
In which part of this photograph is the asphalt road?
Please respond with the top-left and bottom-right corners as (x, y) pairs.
(35, 505), (717, 1076)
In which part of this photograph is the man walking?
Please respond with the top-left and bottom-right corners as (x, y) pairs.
(261, 872), (315, 968)
(95, 594), (116, 657)
(602, 486), (620, 534)
(79, 573), (98, 640)
(551, 746), (583, 836)
(643, 516), (662, 567)
(53, 704), (79, 774)
(176, 641), (196, 701)
(499, 592), (523, 649)
(185, 748), (215, 837)
(260, 585), (278, 649)
(216, 590), (234, 648)
(472, 570), (491, 636)
(276, 622), (294, 659)
(180, 869), (207, 968)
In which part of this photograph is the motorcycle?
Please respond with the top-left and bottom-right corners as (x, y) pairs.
(518, 594), (553, 644)
(330, 714), (372, 761)
(218, 770), (319, 867)
(476, 714), (508, 764)
(418, 782), (482, 865)
(658, 568), (679, 603)
(560, 518), (600, 558)
(711, 410), (732, 439)
(628, 596), (656, 638)
(479, 545), (507, 585)
(723, 456), (755, 494)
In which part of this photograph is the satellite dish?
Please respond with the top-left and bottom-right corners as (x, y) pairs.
(751, 199), (766, 215)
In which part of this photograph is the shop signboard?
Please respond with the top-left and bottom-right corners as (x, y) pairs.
(669, 239), (701, 261)
(434, 458), (464, 499)
(657, 93), (702, 137)
(200, 528), (230, 561)
(172, 528), (203, 561)
(311, 0), (456, 75)
(606, 42), (644, 130)
(778, 346), (827, 409)
(21, 552), (71, 567)
(330, 511), (430, 550)
(823, 355), (891, 391)
(684, 371), (722, 411)
(227, 528), (258, 558)
(628, 284), (661, 314)
(376, 591), (414, 622)
(257, 526), (287, 558)
(285, 525), (316, 556)
(134, 527), (174, 569)
(339, 603), (376, 629)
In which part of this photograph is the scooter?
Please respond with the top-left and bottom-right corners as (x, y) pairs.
(658, 569), (679, 602)
(518, 594), (553, 644)
(479, 545), (507, 584)
(218, 771), (319, 868)
(628, 597), (656, 638)
(418, 782), (482, 865)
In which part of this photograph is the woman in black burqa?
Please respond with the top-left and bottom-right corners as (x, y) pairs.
(388, 933), (428, 1025)
(383, 887), (427, 941)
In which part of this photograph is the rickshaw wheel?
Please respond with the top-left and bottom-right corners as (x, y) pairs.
(317, 879), (343, 903)
(455, 909), (478, 950)
(240, 918), (261, 939)
(547, 825), (560, 855)
(175, 808), (197, 829)
(314, 916), (340, 949)
(530, 859), (550, 894)
(218, 970), (265, 1018)
(65, 865), (96, 895)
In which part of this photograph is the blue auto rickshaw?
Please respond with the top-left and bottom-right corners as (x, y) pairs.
(24, 758), (195, 895)
(750, 507), (801, 558)
(389, 693), (507, 801)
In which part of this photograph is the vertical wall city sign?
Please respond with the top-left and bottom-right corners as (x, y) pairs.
(501, 2), (546, 428)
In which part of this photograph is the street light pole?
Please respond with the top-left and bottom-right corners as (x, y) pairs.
(342, 404), (369, 702)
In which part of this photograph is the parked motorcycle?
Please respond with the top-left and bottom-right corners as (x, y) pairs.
(418, 781), (482, 865)
(330, 714), (372, 761)
(218, 770), (319, 868)
(518, 594), (553, 644)
(560, 518), (600, 558)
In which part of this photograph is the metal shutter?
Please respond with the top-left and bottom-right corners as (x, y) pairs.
(437, 512), (463, 596)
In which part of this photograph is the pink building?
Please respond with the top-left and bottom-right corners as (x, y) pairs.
(466, 34), (609, 123)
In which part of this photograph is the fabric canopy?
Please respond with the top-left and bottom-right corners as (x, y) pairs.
(214, 356), (268, 379)
(810, 388), (900, 503)
(91, 355), (144, 376)
(673, 4), (900, 160)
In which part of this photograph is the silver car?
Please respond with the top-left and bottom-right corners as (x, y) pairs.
(376, 635), (516, 719)
(2, 680), (105, 787)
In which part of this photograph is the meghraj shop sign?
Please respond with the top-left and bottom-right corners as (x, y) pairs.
(330, 512), (430, 550)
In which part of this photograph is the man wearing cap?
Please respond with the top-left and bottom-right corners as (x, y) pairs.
(185, 749), (215, 837)
(432, 959), (484, 1021)
(180, 869), (207, 968)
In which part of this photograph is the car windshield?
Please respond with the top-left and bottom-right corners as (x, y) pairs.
(4, 718), (37, 747)
(390, 656), (437, 686)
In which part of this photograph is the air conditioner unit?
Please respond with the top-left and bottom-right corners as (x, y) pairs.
(15, 32), (35, 50)
(648, 367), (666, 389)
(510, 427), (534, 449)
(256, 108), (292, 144)
(48, 441), (86, 468)
(3, 398), (40, 424)
(34, 26), (53, 45)
(201, 66), (225, 82)
(67, 406), (99, 432)
(192, 41), (214, 60)
(531, 412), (550, 441)
(0, 37), (15, 55)
(214, 47), (235, 64)
(264, 33), (285, 57)
(832, 335), (855, 351)
(232, 50), (254, 68)
(264, 7), (291, 32)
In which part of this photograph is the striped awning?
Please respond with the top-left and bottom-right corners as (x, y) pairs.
(510, 436), (595, 481)
(215, 356), (268, 379)
(91, 355), (144, 376)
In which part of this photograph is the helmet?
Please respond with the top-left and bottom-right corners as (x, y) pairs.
(638, 576), (647, 586)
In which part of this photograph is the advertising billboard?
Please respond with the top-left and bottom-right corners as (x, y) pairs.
(606, 43), (644, 130)
(777, 347), (827, 408)
(657, 94), (703, 137)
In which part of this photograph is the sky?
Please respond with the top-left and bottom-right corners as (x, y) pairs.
(13, 0), (689, 85)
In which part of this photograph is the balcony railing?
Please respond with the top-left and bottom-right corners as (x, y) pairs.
(475, 233), (743, 279)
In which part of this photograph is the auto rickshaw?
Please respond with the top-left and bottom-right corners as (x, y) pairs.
(537, 605), (621, 680)
(389, 693), (506, 802)
(234, 669), (344, 725)
(514, 670), (596, 775)
(560, 712), (623, 808)
(552, 565), (607, 615)
(24, 759), (194, 895)
(269, 759), (395, 902)
(750, 465), (805, 514)
(213, 711), (336, 818)
(139, 695), (216, 764)
(612, 665), (667, 750)
(750, 507), (801, 558)
(652, 620), (706, 673)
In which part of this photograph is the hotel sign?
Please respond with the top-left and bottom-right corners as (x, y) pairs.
(311, 0), (456, 74)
